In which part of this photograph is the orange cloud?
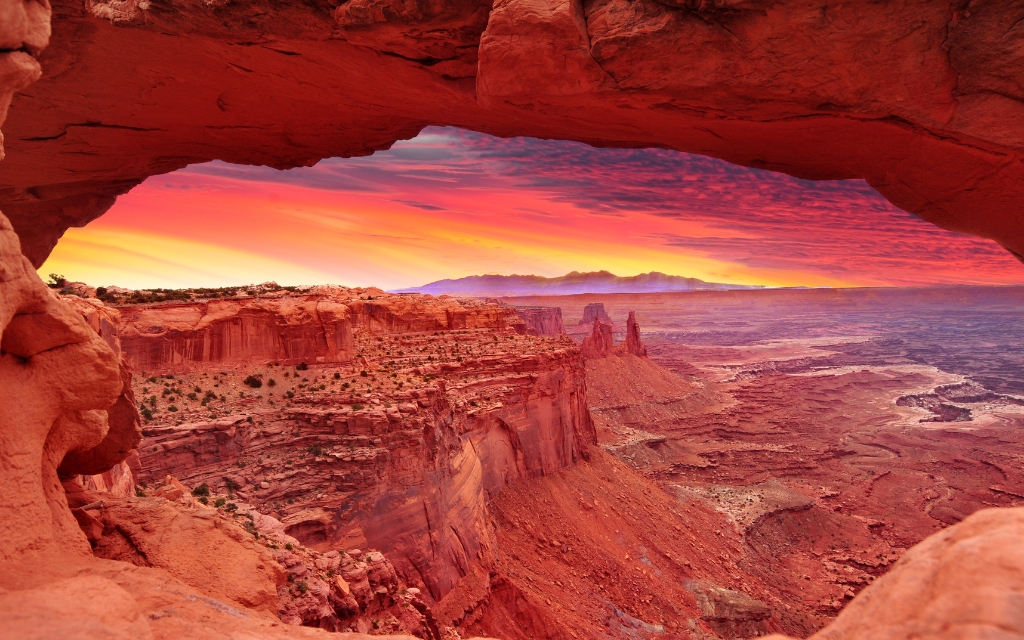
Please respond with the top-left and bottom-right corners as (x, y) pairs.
(40, 127), (1024, 290)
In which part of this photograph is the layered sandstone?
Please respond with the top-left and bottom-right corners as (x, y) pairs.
(0, 210), (397, 639)
(579, 319), (614, 359)
(579, 303), (613, 327)
(115, 288), (524, 374)
(510, 306), (565, 337)
(579, 308), (648, 359)
(0, 210), (125, 565)
(623, 311), (647, 357)
(111, 292), (593, 605)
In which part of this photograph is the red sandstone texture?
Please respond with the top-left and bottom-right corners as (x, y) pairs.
(115, 291), (592, 609)
(579, 308), (647, 359)
(115, 287), (522, 373)
(510, 306), (565, 337)
(1, 0), (1023, 263)
(623, 311), (647, 358)
(3, 8), (1024, 631)
(580, 318), (614, 359)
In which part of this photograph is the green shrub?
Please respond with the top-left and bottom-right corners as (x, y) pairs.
(214, 498), (226, 508)
(167, 405), (179, 412)
(135, 487), (146, 497)
(243, 374), (262, 388)
(360, 370), (368, 377)
(296, 362), (308, 371)
(192, 483), (210, 497)
(333, 372), (341, 379)
(296, 580), (309, 594)
(307, 444), (325, 457)
(351, 403), (364, 411)
(268, 378), (276, 387)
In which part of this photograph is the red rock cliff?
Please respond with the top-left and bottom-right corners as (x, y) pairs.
(511, 306), (566, 337)
(116, 290), (523, 374)
(122, 294), (594, 603)
(118, 296), (355, 374)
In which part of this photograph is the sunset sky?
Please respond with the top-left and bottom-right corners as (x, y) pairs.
(39, 127), (1024, 290)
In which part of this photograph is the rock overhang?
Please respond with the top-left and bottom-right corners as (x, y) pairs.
(0, 0), (1020, 265)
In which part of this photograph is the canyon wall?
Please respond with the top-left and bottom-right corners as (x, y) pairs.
(116, 290), (526, 374)
(118, 296), (355, 373)
(511, 306), (565, 337)
(120, 292), (593, 603)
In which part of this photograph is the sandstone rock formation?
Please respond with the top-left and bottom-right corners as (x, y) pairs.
(0, 210), (381, 639)
(5, 4), (1024, 634)
(126, 309), (595, 604)
(118, 296), (355, 373)
(623, 310), (647, 357)
(579, 308), (647, 359)
(578, 303), (613, 328)
(0, 209), (124, 565)
(763, 506), (1024, 640)
(114, 289), (527, 374)
(3, 0), (1024, 264)
(511, 306), (565, 337)
(86, 495), (286, 614)
(580, 318), (614, 359)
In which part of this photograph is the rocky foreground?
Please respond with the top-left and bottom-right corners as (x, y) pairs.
(0, 264), (1008, 639)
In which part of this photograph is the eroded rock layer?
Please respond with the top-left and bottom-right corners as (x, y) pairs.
(115, 287), (522, 373)
(1, 0), (1024, 262)
(118, 291), (593, 603)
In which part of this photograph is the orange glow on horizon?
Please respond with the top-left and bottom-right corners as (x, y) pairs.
(40, 128), (1024, 291)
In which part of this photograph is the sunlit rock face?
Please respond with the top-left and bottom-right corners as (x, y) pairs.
(120, 291), (594, 602)
(0, 0), (1022, 264)
(510, 306), (565, 337)
(0, 210), (125, 565)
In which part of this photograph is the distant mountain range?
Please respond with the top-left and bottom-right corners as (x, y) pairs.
(392, 271), (765, 297)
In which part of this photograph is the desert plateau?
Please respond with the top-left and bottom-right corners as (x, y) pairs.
(3, 0), (1024, 639)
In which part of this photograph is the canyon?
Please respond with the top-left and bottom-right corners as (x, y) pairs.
(8, 276), (1024, 639)
(516, 288), (1024, 634)
(3, 0), (1024, 638)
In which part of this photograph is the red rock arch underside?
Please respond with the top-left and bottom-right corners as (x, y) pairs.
(1, 0), (1023, 266)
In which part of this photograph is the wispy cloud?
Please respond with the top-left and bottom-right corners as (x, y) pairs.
(39, 127), (1024, 290)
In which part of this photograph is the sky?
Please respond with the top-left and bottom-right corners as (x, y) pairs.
(39, 126), (1024, 290)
